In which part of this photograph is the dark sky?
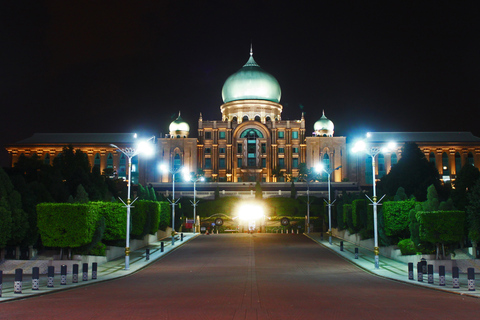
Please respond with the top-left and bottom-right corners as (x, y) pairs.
(2, 1), (480, 167)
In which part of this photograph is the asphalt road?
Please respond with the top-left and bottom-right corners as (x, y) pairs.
(2, 234), (480, 319)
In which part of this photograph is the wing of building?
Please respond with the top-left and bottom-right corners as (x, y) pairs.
(5, 50), (480, 195)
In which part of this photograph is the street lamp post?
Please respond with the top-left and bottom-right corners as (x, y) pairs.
(316, 164), (342, 245)
(184, 172), (204, 234)
(353, 139), (396, 269)
(111, 135), (155, 270)
(161, 164), (186, 245)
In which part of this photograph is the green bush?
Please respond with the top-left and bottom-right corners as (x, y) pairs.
(90, 201), (126, 241)
(89, 242), (106, 256)
(159, 201), (170, 230)
(383, 200), (416, 240)
(131, 200), (159, 239)
(397, 239), (417, 255)
(37, 203), (100, 248)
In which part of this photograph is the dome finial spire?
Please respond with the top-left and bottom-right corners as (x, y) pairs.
(250, 43), (253, 56)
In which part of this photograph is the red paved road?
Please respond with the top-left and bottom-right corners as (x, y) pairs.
(2, 234), (480, 319)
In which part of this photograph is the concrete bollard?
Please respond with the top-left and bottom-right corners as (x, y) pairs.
(61, 265), (67, 285)
(355, 247), (359, 259)
(82, 263), (88, 281)
(32, 267), (40, 290)
(14, 268), (23, 294)
(146, 248), (150, 261)
(452, 267), (460, 288)
(408, 263), (414, 280)
(161, 242), (164, 252)
(427, 264), (434, 284)
(73, 264), (79, 283)
(417, 262), (423, 282)
(468, 268), (475, 291)
(181, 233), (184, 241)
(47, 266), (54, 287)
(439, 266), (446, 286)
(0, 270), (2, 297)
(92, 262), (98, 280)
(340, 241), (344, 252)
(421, 259), (427, 274)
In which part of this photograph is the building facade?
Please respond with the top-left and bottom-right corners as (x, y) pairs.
(6, 51), (480, 192)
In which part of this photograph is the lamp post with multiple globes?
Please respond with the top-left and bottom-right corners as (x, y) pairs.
(110, 135), (155, 270)
(352, 137), (396, 269)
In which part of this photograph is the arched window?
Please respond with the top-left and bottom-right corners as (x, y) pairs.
(365, 156), (373, 184)
(232, 116), (237, 123)
(107, 153), (113, 169)
(378, 154), (386, 178)
(322, 153), (330, 179)
(455, 152), (461, 175)
(242, 115), (249, 122)
(468, 152), (475, 166)
(429, 152), (435, 165)
(391, 153), (398, 167)
(240, 128), (264, 139)
(442, 152), (449, 176)
(254, 115), (261, 122)
(174, 153), (181, 171)
(266, 116), (271, 122)
(118, 154), (126, 178)
(94, 153), (101, 168)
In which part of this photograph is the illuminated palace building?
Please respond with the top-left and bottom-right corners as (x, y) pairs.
(6, 50), (480, 194)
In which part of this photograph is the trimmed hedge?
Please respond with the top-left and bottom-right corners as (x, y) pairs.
(90, 201), (126, 241)
(37, 203), (99, 248)
(417, 210), (465, 245)
(131, 200), (161, 238)
(383, 199), (416, 239)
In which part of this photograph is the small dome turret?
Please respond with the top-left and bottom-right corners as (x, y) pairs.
(169, 112), (190, 138)
(313, 111), (334, 137)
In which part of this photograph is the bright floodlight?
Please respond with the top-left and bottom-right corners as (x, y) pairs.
(314, 163), (324, 173)
(136, 139), (154, 157)
(352, 140), (366, 153)
(159, 163), (168, 173)
(237, 203), (264, 221)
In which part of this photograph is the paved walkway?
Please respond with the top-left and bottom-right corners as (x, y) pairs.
(0, 233), (199, 302)
(306, 232), (480, 298)
(2, 232), (479, 303)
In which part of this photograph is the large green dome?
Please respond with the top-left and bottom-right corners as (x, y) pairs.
(221, 53), (281, 103)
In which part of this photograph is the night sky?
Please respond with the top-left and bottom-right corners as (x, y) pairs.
(2, 1), (480, 167)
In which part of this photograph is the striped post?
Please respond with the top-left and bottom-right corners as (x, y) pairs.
(32, 267), (40, 290)
(47, 266), (54, 287)
(452, 267), (460, 288)
(439, 266), (446, 286)
(417, 262), (423, 282)
(82, 263), (88, 281)
(355, 248), (359, 259)
(468, 268), (475, 291)
(14, 269), (23, 293)
(61, 265), (67, 285)
(427, 264), (434, 284)
(146, 248), (150, 261)
(92, 262), (97, 280)
(408, 263), (414, 280)
(72, 264), (79, 283)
